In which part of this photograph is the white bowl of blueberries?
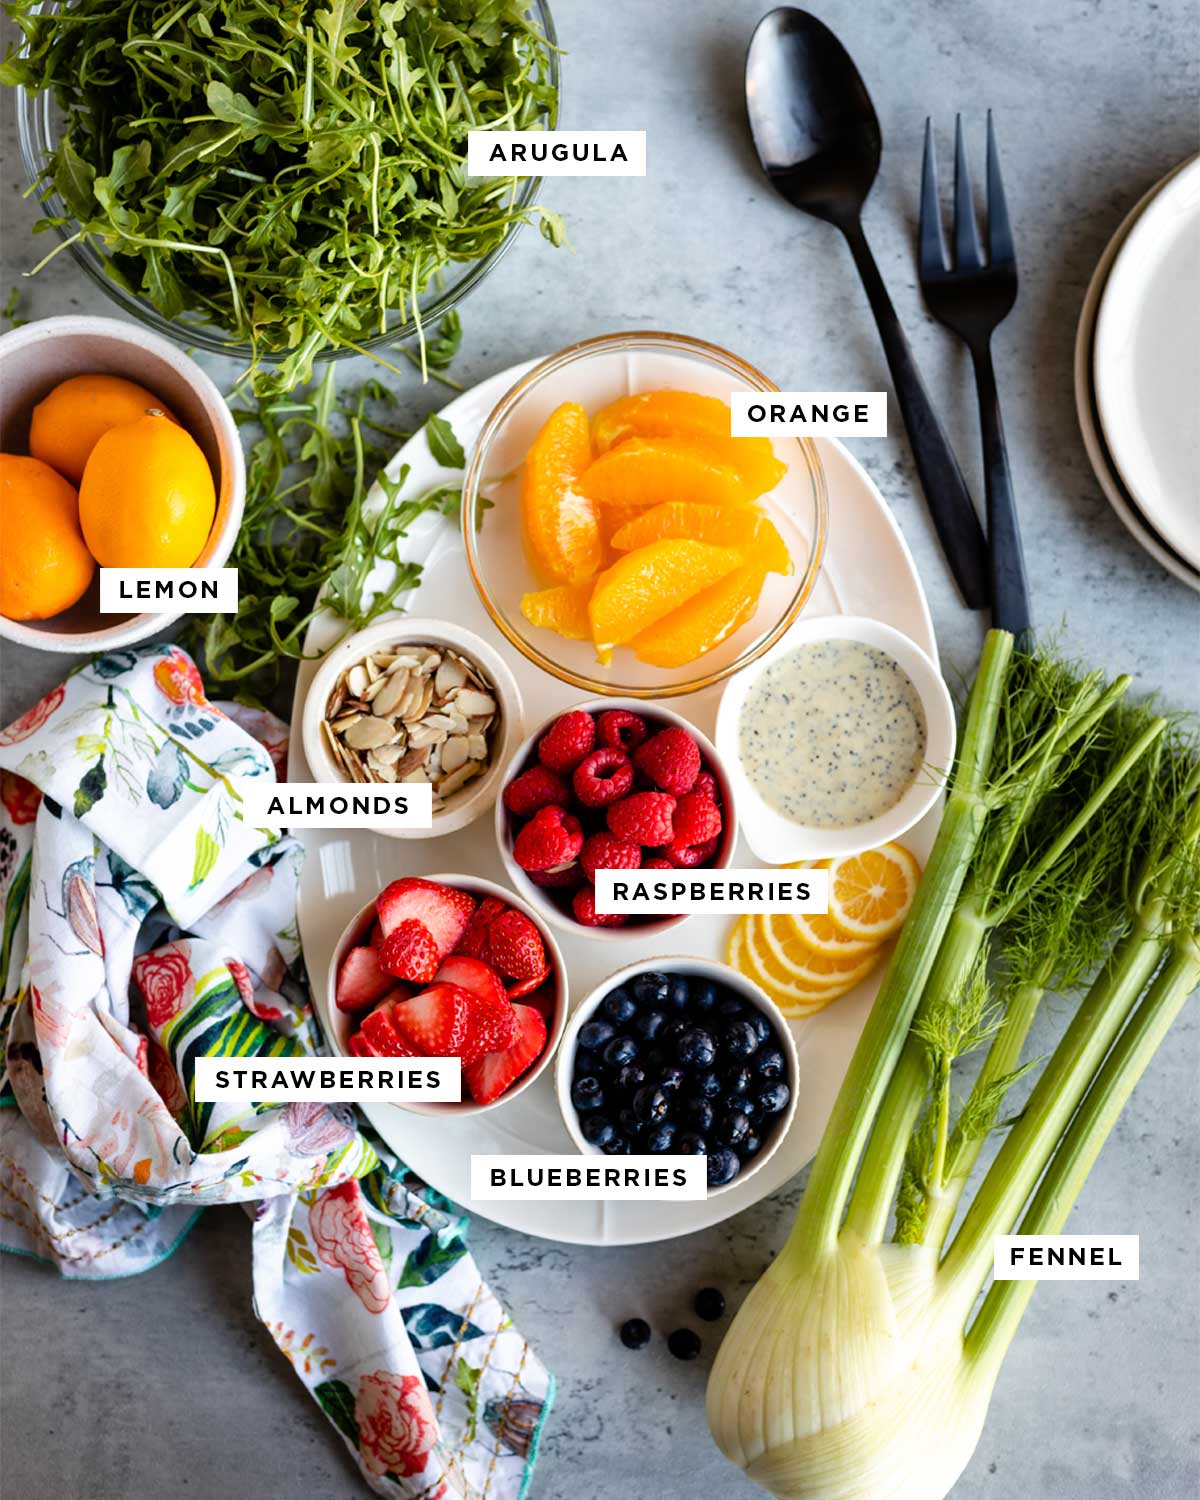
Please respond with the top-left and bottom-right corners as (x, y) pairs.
(555, 956), (800, 1193)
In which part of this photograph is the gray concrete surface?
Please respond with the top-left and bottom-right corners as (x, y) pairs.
(1, 2), (1198, 1497)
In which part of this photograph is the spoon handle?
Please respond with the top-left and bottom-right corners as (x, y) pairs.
(841, 220), (989, 609)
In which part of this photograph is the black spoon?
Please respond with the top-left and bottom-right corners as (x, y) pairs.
(746, 7), (989, 609)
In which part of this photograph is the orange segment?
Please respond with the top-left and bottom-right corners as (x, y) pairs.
(588, 540), (743, 650)
(591, 390), (787, 497)
(631, 560), (767, 668)
(611, 500), (791, 575)
(520, 581), (593, 641)
(826, 844), (922, 940)
(576, 437), (752, 510)
(520, 402), (601, 585)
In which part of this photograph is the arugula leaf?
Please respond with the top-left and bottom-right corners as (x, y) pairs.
(426, 411), (466, 469)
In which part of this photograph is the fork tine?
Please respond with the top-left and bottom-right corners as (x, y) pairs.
(918, 118), (948, 277)
(985, 110), (1016, 269)
(953, 114), (984, 269)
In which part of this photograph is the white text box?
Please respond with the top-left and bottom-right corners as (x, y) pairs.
(730, 391), (888, 437)
(993, 1234), (1140, 1281)
(593, 867), (829, 916)
(468, 130), (646, 177)
(194, 1056), (460, 1103)
(99, 568), (238, 614)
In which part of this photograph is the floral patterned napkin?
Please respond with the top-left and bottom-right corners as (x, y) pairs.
(0, 644), (553, 1499)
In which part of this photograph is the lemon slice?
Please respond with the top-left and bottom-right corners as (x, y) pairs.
(789, 911), (878, 958)
(826, 843), (922, 942)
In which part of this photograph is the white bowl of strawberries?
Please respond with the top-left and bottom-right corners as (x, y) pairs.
(495, 700), (737, 942)
(327, 874), (567, 1113)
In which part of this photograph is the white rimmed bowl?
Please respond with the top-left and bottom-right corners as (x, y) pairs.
(0, 315), (244, 653)
(554, 956), (800, 1196)
(716, 615), (955, 864)
(301, 617), (524, 840)
(495, 697), (738, 943)
(325, 874), (567, 1117)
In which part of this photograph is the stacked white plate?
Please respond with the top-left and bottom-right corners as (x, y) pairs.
(1075, 156), (1200, 590)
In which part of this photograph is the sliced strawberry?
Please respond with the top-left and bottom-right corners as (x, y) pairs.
(336, 944), (395, 1013)
(435, 954), (506, 1007)
(348, 1032), (372, 1057)
(358, 1001), (415, 1057)
(367, 920), (384, 948)
(391, 982), (472, 1057)
(455, 895), (506, 959)
(376, 878), (476, 956)
(506, 962), (551, 1000)
(486, 908), (547, 981)
(433, 957), (517, 1060)
(379, 918), (441, 984)
(463, 1003), (548, 1105)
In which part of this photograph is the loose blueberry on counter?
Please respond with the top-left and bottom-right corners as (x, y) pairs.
(683, 1096), (714, 1132)
(603, 1035), (637, 1068)
(602, 987), (636, 1025)
(755, 1045), (787, 1079)
(668, 1328), (702, 1361)
(634, 1008), (666, 1041)
(633, 971), (671, 1007)
(694, 1287), (726, 1322)
(677, 1028), (717, 1069)
(675, 1131), (707, 1154)
(620, 1317), (651, 1350)
(616, 1062), (646, 1094)
(667, 974), (690, 1009)
(706, 1147), (740, 1186)
(633, 1085), (670, 1124)
(582, 1114), (616, 1148)
(715, 1107), (750, 1148)
(722, 1019), (759, 1060)
(571, 1076), (604, 1112)
(578, 1018), (615, 1051)
(645, 1122), (677, 1152)
(724, 1064), (754, 1097)
(758, 1081), (791, 1115)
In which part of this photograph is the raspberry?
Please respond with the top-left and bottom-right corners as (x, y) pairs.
(572, 747), (634, 808)
(529, 863), (584, 890)
(672, 791), (723, 848)
(513, 805), (584, 872)
(693, 771), (720, 804)
(503, 765), (569, 817)
(666, 835), (720, 868)
(537, 710), (596, 774)
(607, 790), (676, 847)
(597, 709), (648, 752)
(573, 886), (626, 927)
(379, 919), (441, 983)
(581, 831), (643, 883)
(643, 856), (672, 870)
(487, 908), (547, 981)
(633, 727), (700, 796)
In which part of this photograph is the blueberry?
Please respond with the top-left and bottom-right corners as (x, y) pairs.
(603, 1035), (637, 1068)
(617, 1063), (646, 1094)
(741, 1094), (764, 1124)
(691, 979), (718, 1012)
(717, 994), (746, 1020)
(661, 1018), (689, 1048)
(721, 1020), (759, 1060)
(635, 1008), (667, 1041)
(748, 1012), (773, 1044)
(602, 986), (637, 1024)
(578, 1018), (615, 1051)
(724, 1065), (754, 1096)
(571, 1076), (604, 1113)
(755, 1045), (787, 1079)
(706, 1148), (740, 1186)
(694, 1287), (726, 1322)
(645, 1122), (677, 1152)
(695, 1071), (722, 1100)
(667, 974), (691, 1009)
(633, 971), (671, 1007)
(633, 1085), (671, 1124)
(739, 1131), (762, 1159)
(659, 1065), (688, 1092)
(667, 1327), (702, 1361)
(677, 1028), (717, 1069)
(617, 1107), (640, 1135)
(675, 1131), (707, 1154)
(684, 1096), (714, 1132)
(582, 1114), (615, 1148)
(758, 1081), (791, 1115)
(620, 1317), (651, 1349)
(601, 1134), (629, 1154)
(643, 1046), (667, 1074)
(715, 1108), (750, 1147)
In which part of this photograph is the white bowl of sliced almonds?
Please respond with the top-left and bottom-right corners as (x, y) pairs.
(301, 617), (524, 838)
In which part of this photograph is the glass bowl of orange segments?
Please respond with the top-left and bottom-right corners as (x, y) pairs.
(459, 331), (828, 699)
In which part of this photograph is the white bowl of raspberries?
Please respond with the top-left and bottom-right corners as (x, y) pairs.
(326, 874), (567, 1113)
(495, 700), (737, 940)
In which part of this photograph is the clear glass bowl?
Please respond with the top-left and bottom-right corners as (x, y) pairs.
(460, 330), (830, 699)
(13, 1), (558, 369)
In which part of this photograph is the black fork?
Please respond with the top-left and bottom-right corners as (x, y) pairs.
(918, 112), (1032, 642)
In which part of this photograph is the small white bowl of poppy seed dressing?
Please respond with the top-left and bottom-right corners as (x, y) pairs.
(716, 615), (956, 863)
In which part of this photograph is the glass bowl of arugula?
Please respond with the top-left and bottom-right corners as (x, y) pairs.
(8, 0), (562, 390)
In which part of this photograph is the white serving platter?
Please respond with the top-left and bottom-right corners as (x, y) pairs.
(289, 357), (940, 1245)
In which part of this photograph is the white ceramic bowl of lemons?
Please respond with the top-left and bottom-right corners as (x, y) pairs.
(0, 315), (244, 654)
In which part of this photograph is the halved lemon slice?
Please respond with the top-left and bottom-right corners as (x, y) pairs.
(826, 843), (922, 942)
(755, 914), (883, 990)
(729, 920), (854, 1018)
(789, 911), (878, 958)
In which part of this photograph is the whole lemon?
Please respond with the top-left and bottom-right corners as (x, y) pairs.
(0, 454), (95, 620)
(79, 413), (217, 569)
(29, 373), (179, 486)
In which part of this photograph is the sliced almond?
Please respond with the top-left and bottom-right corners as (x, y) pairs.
(344, 717), (397, 751)
(453, 688), (496, 717)
(347, 664), (369, 699)
(466, 733), (488, 760)
(437, 760), (482, 798)
(371, 670), (411, 718)
(441, 736), (470, 775)
(435, 658), (468, 697)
